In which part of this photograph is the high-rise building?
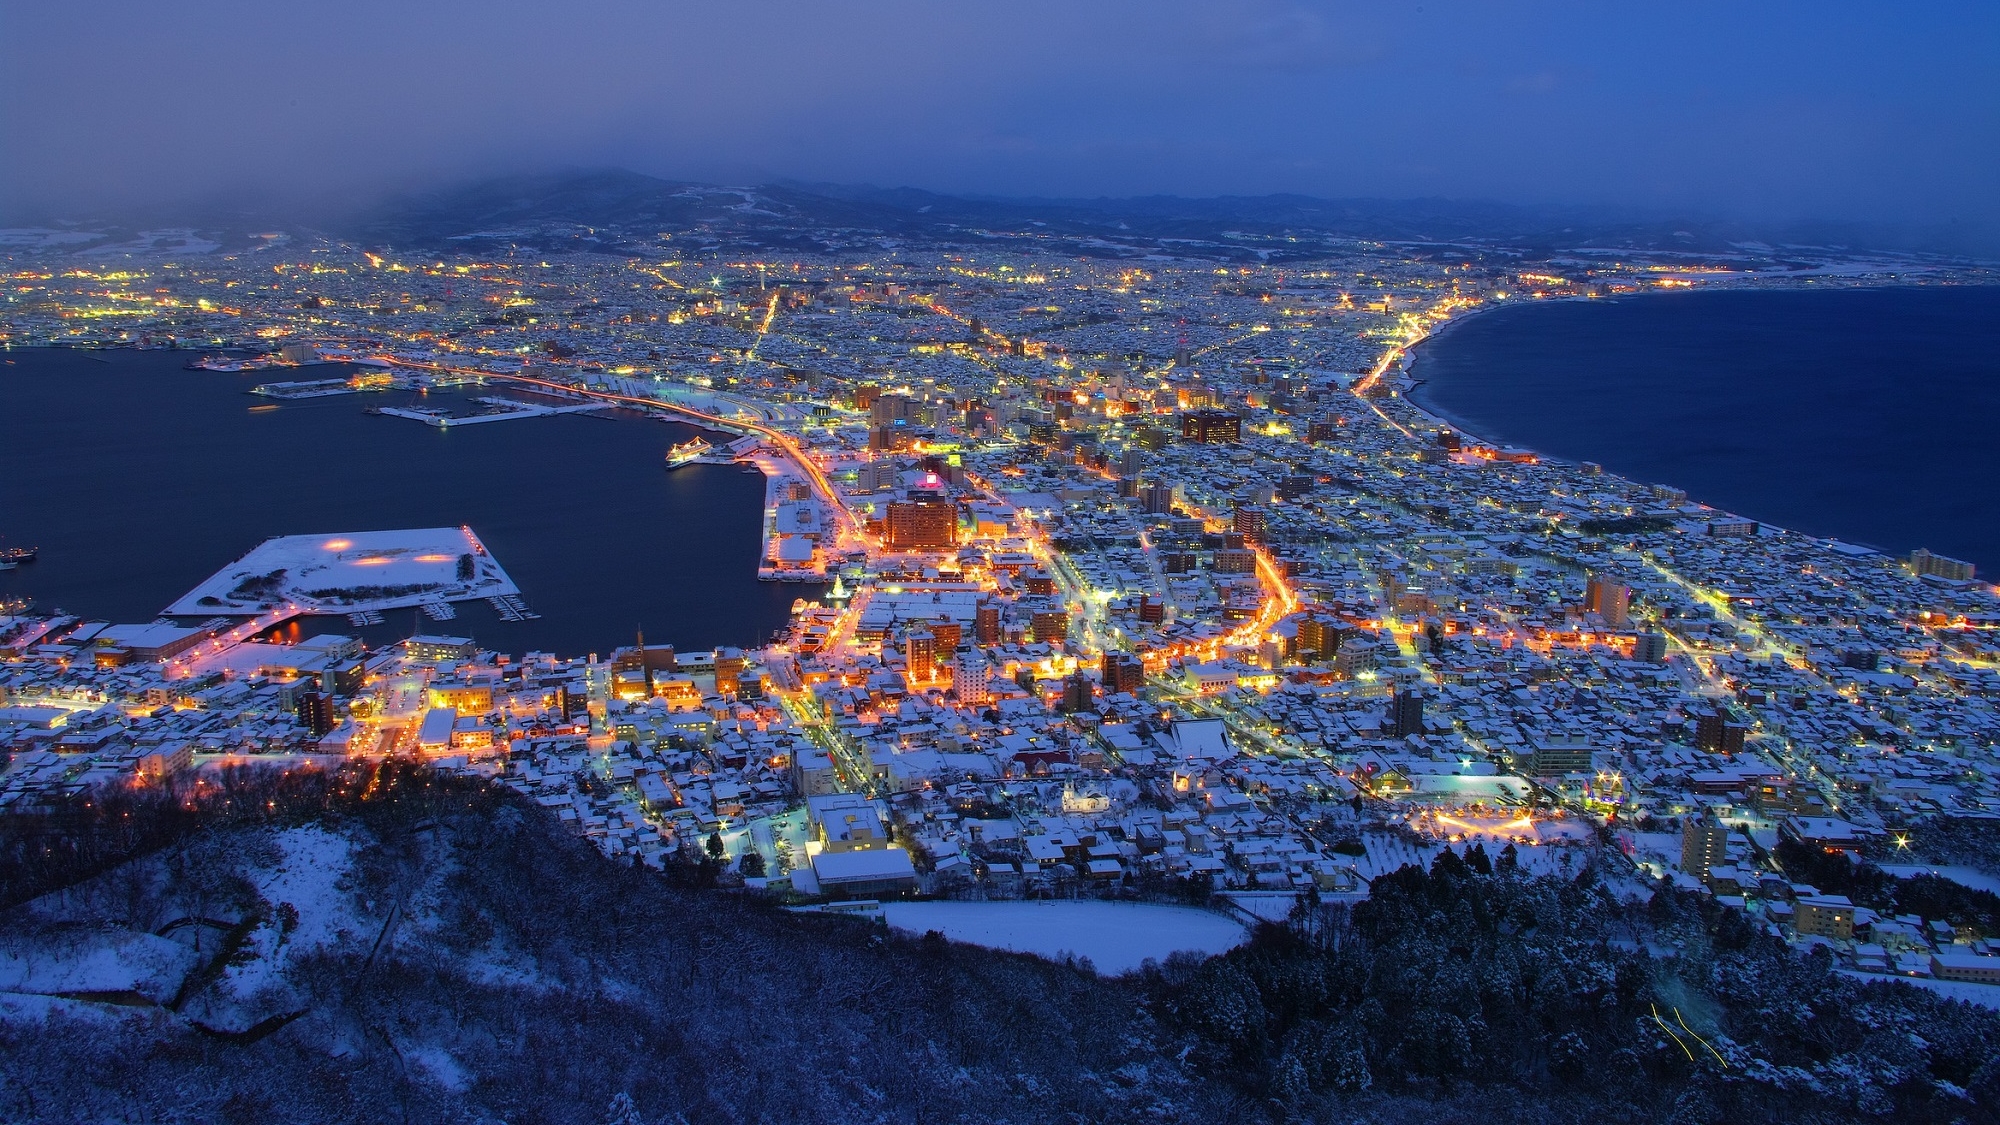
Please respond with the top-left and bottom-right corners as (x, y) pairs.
(952, 648), (991, 705)
(927, 619), (963, 651)
(1632, 632), (1669, 663)
(1030, 610), (1069, 645)
(1179, 409), (1242, 444)
(1296, 614), (1345, 662)
(1694, 708), (1747, 755)
(1140, 481), (1176, 514)
(1529, 735), (1595, 775)
(1584, 574), (1632, 627)
(1060, 672), (1095, 714)
(870, 393), (913, 426)
(1214, 549), (1258, 574)
(1680, 816), (1730, 880)
(885, 496), (957, 550)
(296, 691), (336, 738)
(904, 629), (938, 683)
(1102, 652), (1145, 696)
(973, 602), (1002, 645)
(1388, 686), (1425, 737)
(1911, 548), (1977, 582)
(1233, 506), (1268, 543)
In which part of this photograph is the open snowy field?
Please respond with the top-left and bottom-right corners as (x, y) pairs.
(165, 527), (517, 615)
(1877, 863), (2000, 897)
(878, 901), (1246, 975)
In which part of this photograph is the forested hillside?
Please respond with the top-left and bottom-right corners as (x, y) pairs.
(1, 764), (1994, 1124)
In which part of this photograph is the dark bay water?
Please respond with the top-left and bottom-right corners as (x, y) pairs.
(1409, 286), (2000, 573)
(0, 348), (815, 655)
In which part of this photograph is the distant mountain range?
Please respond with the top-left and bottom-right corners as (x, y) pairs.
(6, 168), (1992, 262)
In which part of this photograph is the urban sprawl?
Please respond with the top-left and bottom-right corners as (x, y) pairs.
(6, 235), (2000, 988)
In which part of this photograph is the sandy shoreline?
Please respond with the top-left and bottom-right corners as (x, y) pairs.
(1367, 290), (1926, 558)
(1388, 297), (1552, 458)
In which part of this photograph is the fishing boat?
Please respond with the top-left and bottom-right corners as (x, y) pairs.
(665, 437), (713, 469)
(0, 545), (35, 565)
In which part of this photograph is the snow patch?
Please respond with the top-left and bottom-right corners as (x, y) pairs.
(879, 901), (1246, 975)
(0, 929), (197, 1003)
(405, 1043), (472, 1092)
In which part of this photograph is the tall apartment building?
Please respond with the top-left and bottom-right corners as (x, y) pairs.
(1680, 816), (1730, 880)
(1584, 573), (1632, 627)
(1388, 685), (1425, 737)
(952, 648), (991, 705)
(1911, 548), (1977, 582)
(1101, 652), (1145, 696)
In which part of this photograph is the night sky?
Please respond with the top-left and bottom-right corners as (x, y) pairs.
(2, 1), (1994, 224)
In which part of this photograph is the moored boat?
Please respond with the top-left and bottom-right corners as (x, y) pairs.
(665, 437), (713, 468)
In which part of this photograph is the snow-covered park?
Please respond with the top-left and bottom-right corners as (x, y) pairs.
(878, 901), (1247, 975)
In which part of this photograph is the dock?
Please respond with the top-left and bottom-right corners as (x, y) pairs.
(375, 397), (609, 428)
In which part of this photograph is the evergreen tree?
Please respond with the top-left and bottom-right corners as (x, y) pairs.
(1430, 846), (1470, 880)
(1464, 842), (1493, 875)
(603, 1092), (643, 1125)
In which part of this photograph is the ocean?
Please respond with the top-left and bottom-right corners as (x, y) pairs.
(1408, 285), (2000, 573)
(0, 348), (816, 656)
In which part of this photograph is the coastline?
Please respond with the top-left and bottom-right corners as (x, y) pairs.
(1395, 298), (1523, 454)
(1376, 284), (2000, 567)
(1396, 279), (1998, 456)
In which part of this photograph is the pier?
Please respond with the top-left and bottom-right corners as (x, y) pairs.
(375, 397), (609, 428)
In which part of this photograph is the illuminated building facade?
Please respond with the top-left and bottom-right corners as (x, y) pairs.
(885, 496), (956, 550)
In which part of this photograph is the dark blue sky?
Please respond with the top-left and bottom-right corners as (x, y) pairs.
(2, 1), (1994, 223)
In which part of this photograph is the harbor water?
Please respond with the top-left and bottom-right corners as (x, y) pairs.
(0, 348), (817, 655)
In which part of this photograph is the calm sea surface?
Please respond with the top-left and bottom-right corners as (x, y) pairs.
(0, 348), (815, 655)
(1409, 286), (2000, 573)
